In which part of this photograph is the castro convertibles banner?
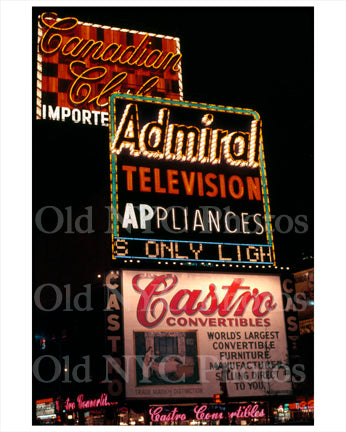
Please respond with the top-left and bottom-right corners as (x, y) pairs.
(122, 270), (292, 399)
(110, 94), (275, 265)
(36, 12), (183, 126)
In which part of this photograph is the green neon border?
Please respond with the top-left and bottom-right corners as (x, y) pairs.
(109, 93), (273, 248)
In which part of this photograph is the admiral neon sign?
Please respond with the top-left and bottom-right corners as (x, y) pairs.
(111, 103), (262, 168)
(109, 94), (275, 265)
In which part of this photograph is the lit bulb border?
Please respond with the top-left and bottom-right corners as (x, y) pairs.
(36, 15), (184, 119)
(109, 93), (276, 265)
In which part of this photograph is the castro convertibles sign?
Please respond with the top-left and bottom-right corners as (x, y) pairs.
(36, 12), (183, 126)
(122, 270), (292, 399)
(110, 94), (274, 265)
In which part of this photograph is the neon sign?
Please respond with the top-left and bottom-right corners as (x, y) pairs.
(36, 13), (183, 126)
(36, 398), (53, 404)
(148, 404), (265, 422)
(149, 407), (187, 422)
(64, 393), (117, 411)
(109, 94), (275, 265)
(111, 104), (262, 168)
(194, 405), (224, 420)
(288, 400), (314, 410)
(228, 404), (265, 419)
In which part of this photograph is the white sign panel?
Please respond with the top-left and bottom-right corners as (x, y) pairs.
(122, 270), (292, 399)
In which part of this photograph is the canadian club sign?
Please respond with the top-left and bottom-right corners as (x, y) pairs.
(109, 94), (275, 265)
(122, 270), (297, 399)
(36, 12), (183, 126)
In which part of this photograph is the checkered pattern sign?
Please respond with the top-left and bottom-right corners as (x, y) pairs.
(36, 12), (183, 122)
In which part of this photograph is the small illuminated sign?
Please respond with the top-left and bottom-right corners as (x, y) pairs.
(36, 398), (56, 418)
(36, 13), (183, 126)
(109, 94), (275, 265)
(288, 400), (314, 410)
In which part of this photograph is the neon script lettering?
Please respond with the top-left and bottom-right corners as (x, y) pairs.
(149, 406), (187, 422)
(149, 405), (265, 422)
(194, 405), (224, 420)
(65, 393), (117, 411)
(228, 404), (265, 419)
(39, 13), (181, 108)
(133, 274), (276, 327)
(111, 103), (261, 167)
(40, 13), (181, 73)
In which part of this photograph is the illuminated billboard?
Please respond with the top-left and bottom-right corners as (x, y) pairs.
(35, 398), (56, 421)
(36, 12), (183, 126)
(122, 270), (292, 399)
(109, 94), (275, 265)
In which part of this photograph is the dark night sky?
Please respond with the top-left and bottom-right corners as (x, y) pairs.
(32, 6), (313, 396)
(33, 6), (313, 278)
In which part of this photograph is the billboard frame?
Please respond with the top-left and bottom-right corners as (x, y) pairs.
(109, 94), (275, 265)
